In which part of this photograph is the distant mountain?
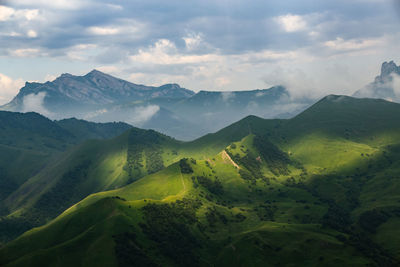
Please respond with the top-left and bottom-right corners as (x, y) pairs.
(146, 86), (311, 140)
(0, 71), (312, 140)
(1, 95), (400, 266)
(0, 70), (195, 117)
(353, 60), (400, 102)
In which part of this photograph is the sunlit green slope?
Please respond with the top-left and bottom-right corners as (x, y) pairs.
(0, 124), (230, 242)
(0, 111), (131, 203)
(0, 112), (132, 242)
(1, 95), (400, 266)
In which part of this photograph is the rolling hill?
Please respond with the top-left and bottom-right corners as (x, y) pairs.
(0, 111), (132, 242)
(1, 95), (399, 266)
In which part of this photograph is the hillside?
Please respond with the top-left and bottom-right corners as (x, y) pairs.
(0, 111), (132, 241)
(0, 111), (132, 198)
(1, 95), (400, 266)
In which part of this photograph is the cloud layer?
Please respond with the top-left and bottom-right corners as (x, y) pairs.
(0, 73), (24, 105)
(0, 0), (400, 100)
(21, 92), (53, 117)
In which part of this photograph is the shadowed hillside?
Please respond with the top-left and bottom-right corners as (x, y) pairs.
(1, 95), (400, 266)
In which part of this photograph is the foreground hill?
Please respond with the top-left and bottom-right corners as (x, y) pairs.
(0, 111), (132, 241)
(1, 95), (400, 266)
(0, 111), (131, 201)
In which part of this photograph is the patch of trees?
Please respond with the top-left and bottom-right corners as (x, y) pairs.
(0, 168), (17, 202)
(145, 147), (164, 174)
(192, 176), (223, 195)
(237, 154), (264, 179)
(0, 215), (37, 243)
(255, 204), (277, 221)
(140, 199), (202, 266)
(125, 129), (168, 180)
(225, 148), (264, 183)
(358, 209), (390, 234)
(179, 158), (193, 174)
(234, 213), (246, 222)
(253, 135), (291, 175)
(205, 207), (228, 227)
(346, 233), (399, 266)
(125, 143), (144, 179)
(114, 232), (158, 267)
(319, 192), (399, 266)
(321, 201), (351, 233)
(32, 159), (92, 222)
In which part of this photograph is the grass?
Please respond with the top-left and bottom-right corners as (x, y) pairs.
(1, 95), (400, 266)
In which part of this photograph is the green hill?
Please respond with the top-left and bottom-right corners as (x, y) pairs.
(1, 95), (400, 266)
(0, 111), (132, 242)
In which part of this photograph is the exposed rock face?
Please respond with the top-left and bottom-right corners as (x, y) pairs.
(379, 61), (400, 79)
(353, 61), (400, 102)
(1, 70), (195, 114)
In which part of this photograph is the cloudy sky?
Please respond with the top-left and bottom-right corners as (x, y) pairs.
(0, 0), (400, 104)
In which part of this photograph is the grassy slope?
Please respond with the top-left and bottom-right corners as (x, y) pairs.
(0, 112), (132, 242)
(0, 112), (132, 200)
(1, 95), (400, 266)
(0, 152), (371, 266)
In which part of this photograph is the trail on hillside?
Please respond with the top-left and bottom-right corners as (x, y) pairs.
(180, 173), (186, 191)
(222, 150), (240, 169)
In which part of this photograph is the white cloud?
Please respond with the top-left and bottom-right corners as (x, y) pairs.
(263, 67), (320, 100)
(221, 91), (235, 102)
(0, 5), (15, 21)
(0, 73), (24, 105)
(17, 8), (39, 20)
(215, 77), (231, 87)
(22, 92), (53, 117)
(44, 74), (57, 82)
(11, 0), (87, 10)
(87, 20), (143, 36)
(105, 4), (123, 10)
(65, 44), (97, 60)
(324, 37), (384, 52)
(83, 108), (108, 120)
(0, 6), (39, 21)
(183, 33), (203, 51)
(130, 39), (220, 65)
(255, 91), (265, 97)
(88, 26), (120, 35)
(391, 73), (400, 98)
(96, 66), (120, 74)
(128, 105), (160, 126)
(27, 30), (37, 38)
(10, 48), (41, 57)
(275, 14), (307, 32)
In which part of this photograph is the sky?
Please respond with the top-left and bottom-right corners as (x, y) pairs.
(0, 0), (400, 104)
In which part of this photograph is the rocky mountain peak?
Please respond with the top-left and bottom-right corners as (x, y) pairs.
(85, 69), (107, 77)
(380, 61), (400, 78)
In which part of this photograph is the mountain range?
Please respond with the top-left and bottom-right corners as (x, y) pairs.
(0, 70), (311, 140)
(2, 61), (399, 141)
(0, 95), (399, 266)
